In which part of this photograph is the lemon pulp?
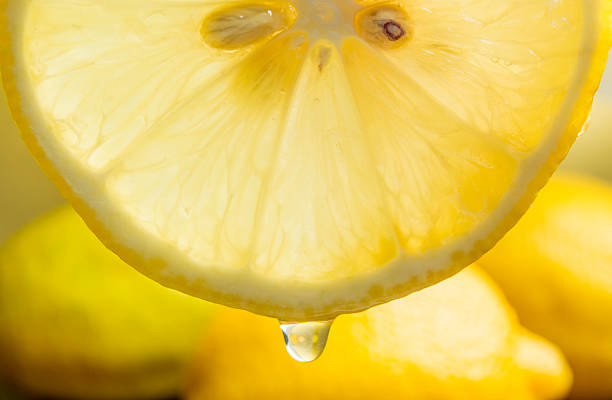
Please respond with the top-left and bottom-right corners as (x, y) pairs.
(1, 0), (611, 320)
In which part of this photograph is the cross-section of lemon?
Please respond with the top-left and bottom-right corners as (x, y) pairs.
(1, 0), (610, 321)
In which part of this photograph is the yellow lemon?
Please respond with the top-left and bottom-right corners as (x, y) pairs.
(0, 206), (215, 399)
(186, 266), (570, 400)
(479, 173), (612, 399)
(1, 1), (611, 320)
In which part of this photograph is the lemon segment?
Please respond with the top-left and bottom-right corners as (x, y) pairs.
(250, 39), (398, 281)
(342, 37), (520, 252)
(107, 32), (309, 271)
(2, 0), (611, 320)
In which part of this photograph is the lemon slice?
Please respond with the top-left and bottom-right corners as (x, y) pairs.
(1, 0), (610, 321)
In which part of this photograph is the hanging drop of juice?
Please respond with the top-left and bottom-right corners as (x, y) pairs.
(279, 319), (333, 362)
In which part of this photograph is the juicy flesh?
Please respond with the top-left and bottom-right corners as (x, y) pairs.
(22, 0), (582, 285)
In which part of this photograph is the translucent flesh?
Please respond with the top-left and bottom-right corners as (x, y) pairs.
(8, 0), (602, 313)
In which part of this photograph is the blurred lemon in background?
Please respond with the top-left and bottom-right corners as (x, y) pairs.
(187, 266), (570, 400)
(479, 173), (612, 399)
(0, 206), (214, 399)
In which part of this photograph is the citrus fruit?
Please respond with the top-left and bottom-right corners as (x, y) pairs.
(187, 266), (571, 400)
(1, 1), (611, 320)
(0, 206), (215, 400)
(479, 173), (612, 399)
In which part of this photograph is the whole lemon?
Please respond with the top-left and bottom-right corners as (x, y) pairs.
(187, 266), (570, 400)
(0, 206), (215, 399)
(479, 173), (612, 399)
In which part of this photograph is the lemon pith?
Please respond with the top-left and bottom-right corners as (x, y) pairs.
(1, 0), (610, 320)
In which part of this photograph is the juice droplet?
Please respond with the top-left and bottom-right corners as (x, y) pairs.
(279, 319), (333, 362)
